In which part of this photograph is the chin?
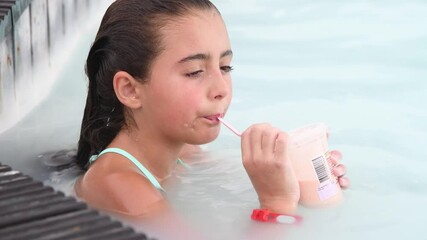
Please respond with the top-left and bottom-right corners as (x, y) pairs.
(186, 129), (220, 145)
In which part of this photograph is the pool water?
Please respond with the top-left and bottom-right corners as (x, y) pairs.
(1, 0), (426, 239)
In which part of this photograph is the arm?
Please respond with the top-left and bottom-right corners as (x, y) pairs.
(241, 124), (300, 214)
(240, 124), (350, 215)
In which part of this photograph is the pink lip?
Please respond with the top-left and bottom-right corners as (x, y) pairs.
(204, 113), (223, 121)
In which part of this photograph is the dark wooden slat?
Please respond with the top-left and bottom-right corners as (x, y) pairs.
(0, 208), (96, 235)
(0, 164), (12, 172)
(5, 213), (111, 240)
(0, 193), (67, 215)
(0, 162), (151, 239)
(0, 210), (104, 240)
(0, 175), (32, 186)
(115, 235), (153, 240)
(0, 198), (87, 228)
(0, 170), (23, 181)
(0, 185), (54, 201)
(0, 181), (45, 195)
(0, 190), (61, 208)
(74, 227), (137, 240)
(40, 220), (123, 240)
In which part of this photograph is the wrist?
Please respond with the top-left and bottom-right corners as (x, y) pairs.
(259, 198), (299, 215)
(251, 208), (303, 224)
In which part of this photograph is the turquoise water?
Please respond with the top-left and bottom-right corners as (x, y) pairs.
(1, 0), (426, 239)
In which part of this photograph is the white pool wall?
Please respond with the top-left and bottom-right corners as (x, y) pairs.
(0, 0), (112, 134)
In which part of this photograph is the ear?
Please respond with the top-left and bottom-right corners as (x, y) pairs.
(113, 71), (143, 109)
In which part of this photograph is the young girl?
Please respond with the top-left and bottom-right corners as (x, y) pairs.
(75, 0), (349, 220)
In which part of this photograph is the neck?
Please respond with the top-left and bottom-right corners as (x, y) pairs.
(110, 128), (184, 181)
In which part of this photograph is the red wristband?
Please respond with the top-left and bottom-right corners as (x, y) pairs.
(251, 209), (303, 224)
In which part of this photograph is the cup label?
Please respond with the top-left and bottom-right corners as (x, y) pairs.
(312, 154), (338, 200)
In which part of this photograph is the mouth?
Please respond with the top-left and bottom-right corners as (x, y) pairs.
(203, 113), (223, 123)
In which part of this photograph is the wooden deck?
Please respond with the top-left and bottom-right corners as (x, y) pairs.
(0, 163), (152, 240)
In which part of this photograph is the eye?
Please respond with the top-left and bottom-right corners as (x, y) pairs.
(220, 66), (234, 73)
(185, 70), (204, 78)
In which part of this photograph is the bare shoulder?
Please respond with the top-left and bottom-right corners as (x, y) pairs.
(75, 157), (168, 216)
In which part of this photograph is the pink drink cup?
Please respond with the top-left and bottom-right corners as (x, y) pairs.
(288, 123), (343, 207)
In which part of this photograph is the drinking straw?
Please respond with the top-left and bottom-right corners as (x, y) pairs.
(217, 117), (242, 137)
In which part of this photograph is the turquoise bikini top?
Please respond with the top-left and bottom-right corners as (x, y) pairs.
(89, 147), (188, 192)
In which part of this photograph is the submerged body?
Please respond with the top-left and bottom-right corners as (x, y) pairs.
(75, 0), (348, 222)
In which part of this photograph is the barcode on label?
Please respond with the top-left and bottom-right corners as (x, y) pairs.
(312, 156), (329, 183)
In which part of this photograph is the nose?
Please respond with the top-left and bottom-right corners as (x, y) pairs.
(209, 70), (231, 101)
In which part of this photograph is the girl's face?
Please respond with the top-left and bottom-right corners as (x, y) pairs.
(138, 9), (233, 145)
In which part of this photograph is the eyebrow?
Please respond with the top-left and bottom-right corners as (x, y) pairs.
(178, 50), (233, 64)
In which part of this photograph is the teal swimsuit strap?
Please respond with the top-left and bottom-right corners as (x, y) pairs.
(176, 158), (191, 169)
(89, 148), (164, 192)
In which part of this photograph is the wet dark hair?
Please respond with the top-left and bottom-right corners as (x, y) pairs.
(76, 0), (218, 169)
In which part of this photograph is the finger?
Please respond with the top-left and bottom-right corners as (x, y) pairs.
(249, 125), (264, 164)
(328, 150), (343, 166)
(332, 164), (347, 177)
(329, 150), (342, 161)
(274, 131), (288, 161)
(338, 176), (350, 189)
(241, 128), (252, 166)
(262, 127), (278, 154)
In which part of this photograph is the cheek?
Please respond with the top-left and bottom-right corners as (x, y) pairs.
(180, 89), (204, 111)
(163, 89), (203, 124)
